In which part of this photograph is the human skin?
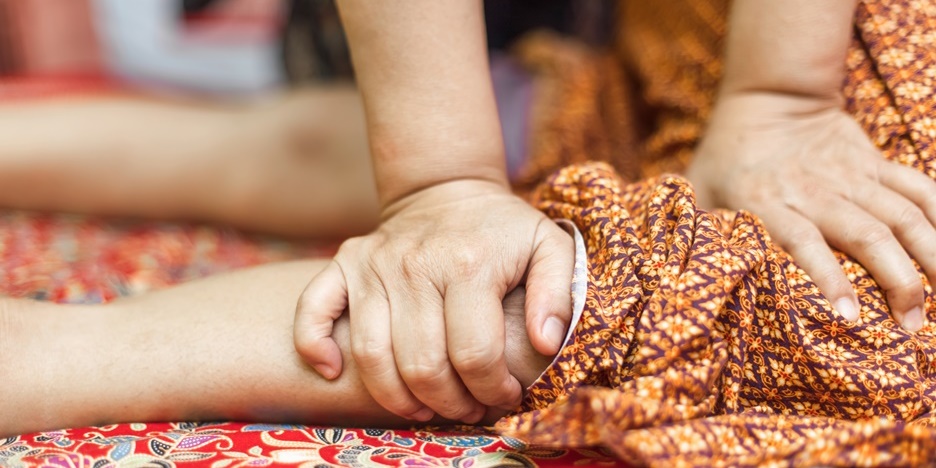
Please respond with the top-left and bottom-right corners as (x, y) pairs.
(294, 0), (575, 425)
(0, 88), (378, 238)
(0, 259), (553, 438)
(298, 0), (934, 429)
(686, 1), (936, 331)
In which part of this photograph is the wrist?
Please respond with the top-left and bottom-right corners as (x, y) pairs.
(718, 2), (855, 102)
(371, 137), (510, 210)
(711, 89), (843, 121)
(378, 177), (512, 221)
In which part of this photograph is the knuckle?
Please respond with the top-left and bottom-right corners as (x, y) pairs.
(387, 401), (423, 418)
(400, 250), (429, 281)
(776, 224), (824, 255)
(893, 205), (928, 234)
(445, 404), (480, 421)
(374, 393), (423, 416)
(450, 345), (499, 376)
(336, 236), (367, 257)
(798, 182), (823, 199)
(850, 222), (893, 250)
(784, 226), (823, 246)
(815, 272), (854, 298)
(451, 247), (484, 278)
(293, 331), (320, 357)
(399, 359), (447, 386)
(351, 341), (387, 370)
(889, 276), (924, 301)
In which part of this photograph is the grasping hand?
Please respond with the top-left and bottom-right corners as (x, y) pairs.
(293, 179), (574, 422)
(687, 92), (935, 331)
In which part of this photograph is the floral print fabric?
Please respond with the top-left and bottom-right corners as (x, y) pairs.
(0, 212), (623, 467)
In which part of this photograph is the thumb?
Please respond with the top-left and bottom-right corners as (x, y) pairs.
(524, 221), (576, 356)
(294, 261), (348, 379)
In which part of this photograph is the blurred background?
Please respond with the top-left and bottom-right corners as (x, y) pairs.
(0, 0), (616, 301)
(0, 0), (614, 240)
(0, 0), (612, 98)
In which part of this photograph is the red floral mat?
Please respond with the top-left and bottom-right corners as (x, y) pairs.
(0, 211), (624, 467)
(0, 75), (123, 102)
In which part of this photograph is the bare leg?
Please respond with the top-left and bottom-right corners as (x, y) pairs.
(0, 88), (379, 237)
(0, 260), (552, 437)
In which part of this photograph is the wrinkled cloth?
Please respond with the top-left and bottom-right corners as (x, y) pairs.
(496, 1), (936, 465)
(497, 163), (935, 467)
(513, 0), (936, 186)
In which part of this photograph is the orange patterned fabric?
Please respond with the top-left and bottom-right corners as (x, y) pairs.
(498, 163), (935, 466)
(513, 0), (731, 186)
(496, 0), (936, 465)
(519, 0), (936, 182)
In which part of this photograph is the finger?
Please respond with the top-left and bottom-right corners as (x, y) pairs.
(852, 182), (936, 289)
(797, 196), (925, 331)
(524, 220), (575, 356)
(878, 160), (936, 227)
(445, 282), (522, 411)
(389, 272), (484, 423)
(294, 261), (347, 379)
(349, 274), (434, 422)
(757, 205), (861, 322)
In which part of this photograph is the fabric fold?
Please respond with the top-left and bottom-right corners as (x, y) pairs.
(496, 162), (936, 467)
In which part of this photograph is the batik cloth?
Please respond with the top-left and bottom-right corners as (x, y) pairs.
(495, 0), (936, 466)
(511, 0), (936, 189)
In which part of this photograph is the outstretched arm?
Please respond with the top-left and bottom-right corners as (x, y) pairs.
(0, 260), (552, 438)
(0, 90), (377, 238)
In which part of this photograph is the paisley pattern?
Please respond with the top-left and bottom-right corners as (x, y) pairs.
(1, 421), (621, 467)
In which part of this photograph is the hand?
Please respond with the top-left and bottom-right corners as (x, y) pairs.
(293, 179), (574, 422)
(687, 92), (936, 331)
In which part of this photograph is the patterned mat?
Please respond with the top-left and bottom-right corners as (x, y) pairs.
(0, 210), (624, 468)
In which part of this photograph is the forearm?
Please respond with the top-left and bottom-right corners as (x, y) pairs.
(0, 92), (379, 237)
(1, 260), (550, 437)
(0, 97), (242, 219)
(336, 0), (507, 207)
(720, 1), (858, 99)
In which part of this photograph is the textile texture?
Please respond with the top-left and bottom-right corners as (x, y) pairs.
(0, 213), (623, 467)
(4, 0), (936, 467)
(496, 0), (936, 466)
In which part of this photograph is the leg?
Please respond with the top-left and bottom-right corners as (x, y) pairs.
(0, 88), (379, 237)
(0, 260), (552, 437)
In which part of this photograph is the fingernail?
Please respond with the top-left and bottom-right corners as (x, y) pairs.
(902, 306), (924, 333)
(834, 298), (860, 322)
(313, 363), (338, 380)
(542, 316), (566, 352)
(410, 407), (435, 422)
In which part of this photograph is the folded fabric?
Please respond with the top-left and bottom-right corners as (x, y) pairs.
(496, 163), (936, 467)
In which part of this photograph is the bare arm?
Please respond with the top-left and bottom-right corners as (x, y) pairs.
(336, 0), (507, 205)
(0, 260), (552, 437)
(719, 1), (857, 99)
(295, 0), (575, 424)
(0, 91), (377, 237)
(688, 1), (935, 331)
